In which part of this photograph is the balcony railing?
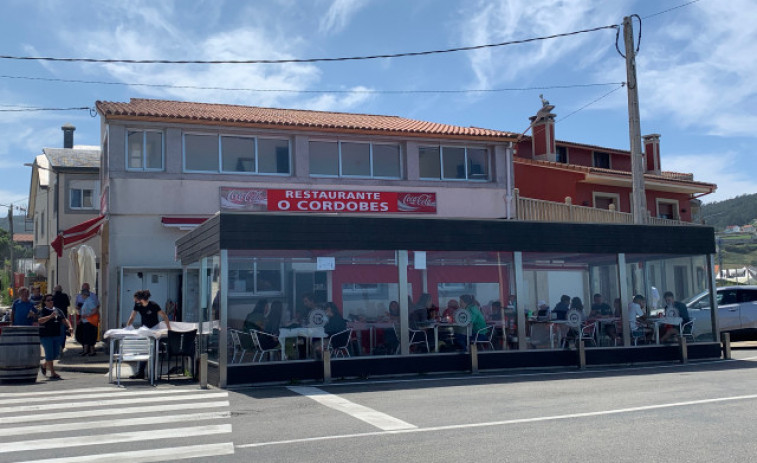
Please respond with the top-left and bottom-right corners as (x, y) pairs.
(513, 189), (695, 226)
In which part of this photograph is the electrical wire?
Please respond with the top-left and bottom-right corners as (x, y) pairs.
(0, 106), (91, 112)
(642, 0), (702, 19)
(556, 83), (626, 123)
(0, 74), (624, 94)
(0, 24), (618, 65)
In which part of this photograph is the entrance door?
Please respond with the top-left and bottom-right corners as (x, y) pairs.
(121, 270), (169, 327)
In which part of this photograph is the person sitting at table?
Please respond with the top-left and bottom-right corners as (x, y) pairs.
(441, 299), (459, 322)
(590, 293), (619, 343)
(381, 301), (401, 353)
(243, 299), (267, 333)
(659, 291), (691, 343)
(453, 294), (487, 350)
(536, 300), (550, 319)
(314, 302), (348, 358)
(126, 289), (171, 380)
(628, 294), (650, 343)
(552, 295), (571, 320)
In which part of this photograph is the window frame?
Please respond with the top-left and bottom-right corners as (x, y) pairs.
(183, 132), (292, 176)
(308, 140), (403, 179)
(592, 151), (611, 169)
(70, 187), (96, 210)
(125, 129), (165, 172)
(418, 144), (490, 181)
(228, 258), (285, 297)
(556, 146), (568, 163)
(592, 192), (621, 211)
(656, 198), (680, 220)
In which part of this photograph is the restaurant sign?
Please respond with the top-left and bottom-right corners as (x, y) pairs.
(220, 187), (437, 214)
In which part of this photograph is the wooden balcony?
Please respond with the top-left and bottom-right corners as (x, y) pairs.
(513, 189), (695, 226)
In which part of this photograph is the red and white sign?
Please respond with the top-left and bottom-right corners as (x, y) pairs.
(220, 187), (436, 214)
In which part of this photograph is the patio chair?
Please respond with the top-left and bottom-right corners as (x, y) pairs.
(250, 329), (280, 362)
(473, 323), (496, 351)
(116, 337), (153, 387)
(229, 329), (243, 364)
(327, 329), (353, 358)
(161, 329), (197, 380)
(392, 323), (429, 354)
(578, 321), (597, 347)
(681, 318), (696, 342)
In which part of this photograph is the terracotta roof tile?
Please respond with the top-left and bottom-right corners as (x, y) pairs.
(96, 98), (518, 140)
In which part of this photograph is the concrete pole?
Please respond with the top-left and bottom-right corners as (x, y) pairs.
(8, 204), (15, 274)
(623, 16), (647, 224)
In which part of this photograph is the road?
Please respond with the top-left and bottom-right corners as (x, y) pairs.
(2, 347), (757, 462)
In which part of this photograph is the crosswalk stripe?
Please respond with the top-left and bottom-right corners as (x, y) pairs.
(0, 400), (230, 425)
(0, 392), (228, 414)
(0, 388), (220, 405)
(0, 387), (116, 399)
(1, 424), (232, 454)
(9, 442), (236, 463)
(0, 411), (231, 437)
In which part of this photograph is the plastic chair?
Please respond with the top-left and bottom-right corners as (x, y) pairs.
(392, 323), (429, 354)
(473, 324), (496, 350)
(327, 329), (353, 358)
(579, 322), (597, 347)
(161, 329), (197, 380)
(116, 337), (153, 386)
(681, 318), (695, 342)
(229, 329), (243, 364)
(250, 329), (280, 362)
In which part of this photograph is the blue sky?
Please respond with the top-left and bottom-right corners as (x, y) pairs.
(1, 0), (755, 211)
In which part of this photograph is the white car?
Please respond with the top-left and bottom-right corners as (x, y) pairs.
(685, 286), (757, 340)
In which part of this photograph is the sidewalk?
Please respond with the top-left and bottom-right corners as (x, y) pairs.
(49, 335), (111, 374)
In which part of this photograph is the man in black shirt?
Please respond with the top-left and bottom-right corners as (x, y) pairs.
(51, 285), (71, 355)
(125, 290), (171, 379)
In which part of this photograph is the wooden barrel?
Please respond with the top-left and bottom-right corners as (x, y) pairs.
(0, 326), (41, 384)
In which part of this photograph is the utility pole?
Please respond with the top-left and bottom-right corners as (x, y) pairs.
(8, 204), (14, 274)
(623, 16), (647, 224)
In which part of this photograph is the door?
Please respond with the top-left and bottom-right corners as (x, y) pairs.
(716, 289), (740, 332)
(121, 271), (169, 327)
(737, 289), (757, 330)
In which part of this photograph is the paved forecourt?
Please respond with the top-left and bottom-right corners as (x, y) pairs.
(0, 380), (234, 463)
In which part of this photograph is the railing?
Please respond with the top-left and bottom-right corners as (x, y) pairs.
(513, 189), (695, 226)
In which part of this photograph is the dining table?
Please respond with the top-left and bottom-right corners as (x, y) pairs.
(645, 316), (683, 344)
(346, 321), (395, 355)
(277, 326), (327, 360)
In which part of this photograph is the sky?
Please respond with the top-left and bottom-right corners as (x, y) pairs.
(1, 0), (755, 213)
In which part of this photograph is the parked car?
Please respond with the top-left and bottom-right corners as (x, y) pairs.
(685, 286), (757, 341)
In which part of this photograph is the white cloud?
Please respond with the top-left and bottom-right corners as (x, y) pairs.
(300, 85), (374, 112)
(663, 151), (757, 203)
(318, 0), (370, 35)
(638, 0), (757, 137)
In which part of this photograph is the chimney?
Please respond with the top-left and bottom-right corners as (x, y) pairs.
(530, 95), (556, 162)
(643, 134), (661, 175)
(62, 123), (76, 149)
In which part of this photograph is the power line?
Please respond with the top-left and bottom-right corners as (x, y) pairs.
(556, 83), (626, 122)
(0, 24), (618, 65)
(0, 74), (624, 94)
(642, 0), (702, 20)
(0, 106), (91, 112)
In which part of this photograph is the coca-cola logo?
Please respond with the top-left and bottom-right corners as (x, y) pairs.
(397, 193), (436, 212)
(224, 189), (267, 205)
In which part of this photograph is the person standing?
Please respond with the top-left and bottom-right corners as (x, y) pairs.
(52, 285), (71, 355)
(126, 289), (171, 380)
(38, 294), (73, 380)
(75, 283), (100, 315)
(30, 285), (44, 308)
(76, 289), (100, 356)
(10, 287), (38, 326)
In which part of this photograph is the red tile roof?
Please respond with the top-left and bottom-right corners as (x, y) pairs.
(96, 98), (518, 141)
(13, 233), (33, 243)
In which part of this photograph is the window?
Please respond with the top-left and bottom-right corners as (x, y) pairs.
(593, 151), (611, 169)
(228, 259), (284, 295)
(309, 141), (402, 178)
(556, 146), (568, 163)
(70, 188), (94, 209)
(184, 134), (291, 174)
(127, 130), (163, 170)
(656, 199), (679, 220)
(419, 145), (489, 180)
(593, 192), (620, 210)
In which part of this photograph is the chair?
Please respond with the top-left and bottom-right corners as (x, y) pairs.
(392, 324), (429, 354)
(681, 318), (696, 342)
(161, 329), (197, 380)
(579, 322), (597, 347)
(116, 337), (153, 387)
(250, 329), (280, 362)
(473, 324), (496, 350)
(327, 329), (352, 358)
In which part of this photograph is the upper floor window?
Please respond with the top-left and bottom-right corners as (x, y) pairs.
(419, 145), (489, 180)
(556, 146), (568, 163)
(127, 130), (163, 171)
(309, 141), (401, 178)
(184, 133), (290, 174)
(70, 188), (95, 209)
(593, 151), (611, 169)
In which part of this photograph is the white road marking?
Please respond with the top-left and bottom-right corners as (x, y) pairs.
(0, 387), (116, 399)
(287, 386), (416, 431)
(0, 411), (230, 436)
(0, 401), (230, 425)
(0, 392), (228, 414)
(0, 424), (232, 454)
(238, 392), (757, 449)
(9, 442), (235, 463)
(0, 388), (216, 405)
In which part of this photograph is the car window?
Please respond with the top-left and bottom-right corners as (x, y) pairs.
(719, 290), (738, 305)
(738, 290), (757, 303)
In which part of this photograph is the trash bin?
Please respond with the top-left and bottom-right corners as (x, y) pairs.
(0, 326), (41, 383)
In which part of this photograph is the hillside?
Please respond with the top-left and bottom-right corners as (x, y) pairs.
(701, 193), (757, 231)
(0, 215), (30, 233)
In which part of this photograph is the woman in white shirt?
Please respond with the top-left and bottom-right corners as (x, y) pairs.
(628, 294), (649, 340)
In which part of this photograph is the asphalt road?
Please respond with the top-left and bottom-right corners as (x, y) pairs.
(2, 347), (757, 462)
